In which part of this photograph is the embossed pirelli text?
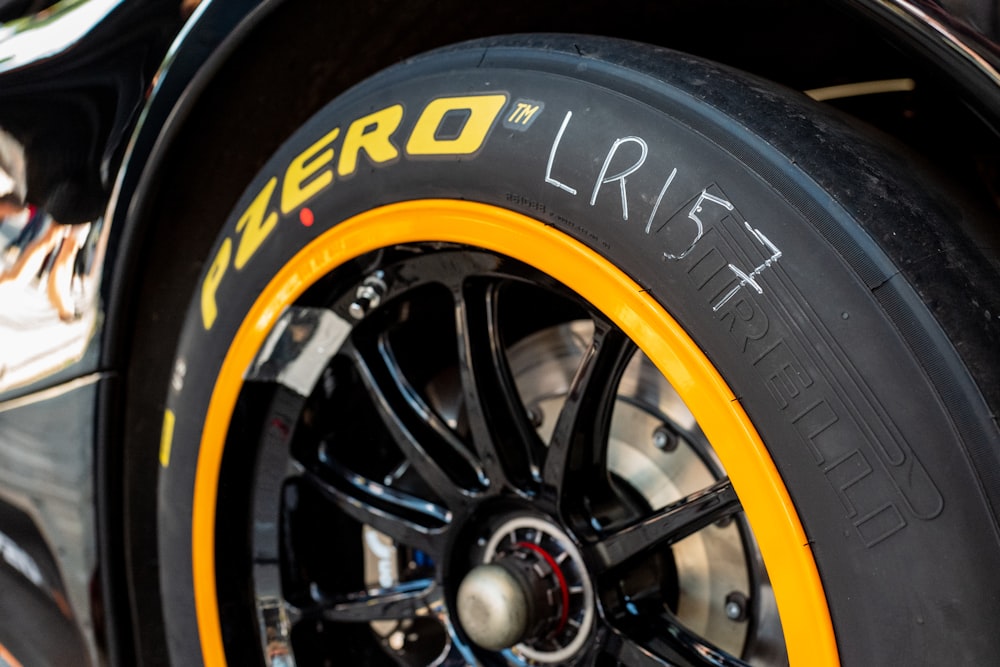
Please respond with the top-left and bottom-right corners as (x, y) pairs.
(683, 194), (944, 548)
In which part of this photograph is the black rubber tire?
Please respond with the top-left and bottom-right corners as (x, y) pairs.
(159, 36), (1000, 666)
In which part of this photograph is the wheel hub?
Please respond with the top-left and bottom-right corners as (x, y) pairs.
(455, 561), (538, 650)
(458, 516), (595, 663)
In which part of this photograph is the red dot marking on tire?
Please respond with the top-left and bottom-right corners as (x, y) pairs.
(299, 208), (314, 227)
(517, 541), (571, 634)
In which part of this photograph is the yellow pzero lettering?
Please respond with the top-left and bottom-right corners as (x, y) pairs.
(159, 409), (175, 468)
(338, 104), (404, 177)
(406, 94), (508, 156)
(201, 237), (231, 330)
(281, 126), (341, 214)
(235, 177), (279, 270)
(508, 102), (540, 125)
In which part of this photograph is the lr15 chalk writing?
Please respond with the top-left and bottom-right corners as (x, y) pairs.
(544, 110), (783, 312)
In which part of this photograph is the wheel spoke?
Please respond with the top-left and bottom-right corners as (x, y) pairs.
(454, 279), (541, 490)
(342, 335), (485, 499)
(605, 627), (675, 666)
(297, 579), (437, 623)
(542, 316), (634, 494)
(297, 462), (448, 555)
(654, 616), (751, 667)
(588, 478), (740, 572)
(604, 615), (750, 667)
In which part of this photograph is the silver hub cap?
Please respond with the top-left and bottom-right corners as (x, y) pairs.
(456, 563), (531, 650)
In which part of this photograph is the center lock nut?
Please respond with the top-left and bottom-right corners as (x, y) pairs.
(455, 516), (595, 663)
(456, 548), (564, 650)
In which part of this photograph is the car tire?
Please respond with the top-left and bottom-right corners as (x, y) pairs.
(157, 35), (1000, 666)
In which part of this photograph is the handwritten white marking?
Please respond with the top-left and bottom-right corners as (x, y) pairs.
(713, 221), (783, 311)
(664, 189), (734, 261)
(589, 136), (649, 221)
(545, 111), (578, 195)
(645, 167), (678, 234)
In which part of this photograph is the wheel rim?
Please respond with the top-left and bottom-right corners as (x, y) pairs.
(191, 199), (838, 666)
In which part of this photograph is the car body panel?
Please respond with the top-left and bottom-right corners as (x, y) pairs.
(0, 0), (182, 402)
(0, 376), (103, 667)
(0, 1), (261, 663)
